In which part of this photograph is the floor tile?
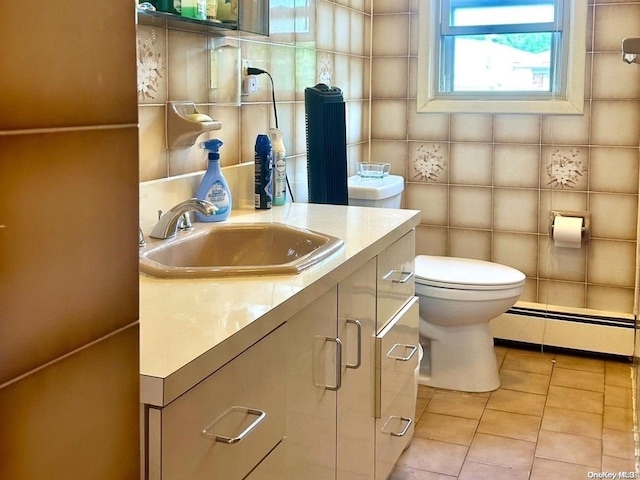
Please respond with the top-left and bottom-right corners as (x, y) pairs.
(425, 392), (488, 420)
(494, 346), (507, 369)
(486, 388), (546, 416)
(546, 385), (604, 414)
(418, 385), (436, 400)
(502, 351), (554, 375)
(389, 465), (456, 480)
(535, 430), (602, 468)
(605, 362), (633, 389)
(414, 413), (478, 446)
(550, 367), (605, 393)
(540, 406), (602, 439)
(499, 369), (551, 395)
(416, 396), (430, 419)
(602, 428), (635, 459)
(477, 409), (541, 442)
(466, 433), (536, 470)
(605, 384), (633, 409)
(396, 438), (468, 477)
(553, 353), (605, 373)
(457, 460), (530, 480)
(601, 454), (636, 473)
(394, 346), (638, 478)
(603, 405), (634, 432)
(530, 457), (594, 480)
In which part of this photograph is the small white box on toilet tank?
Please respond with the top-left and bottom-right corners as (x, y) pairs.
(347, 174), (404, 209)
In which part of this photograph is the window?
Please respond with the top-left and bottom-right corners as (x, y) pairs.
(417, 0), (587, 114)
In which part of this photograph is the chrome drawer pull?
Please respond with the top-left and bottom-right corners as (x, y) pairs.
(324, 336), (343, 391)
(202, 406), (266, 444)
(345, 319), (362, 369)
(381, 416), (413, 437)
(387, 343), (418, 362)
(382, 270), (414, 284)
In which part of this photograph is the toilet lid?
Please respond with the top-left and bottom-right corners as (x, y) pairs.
(415, 255), (526, 290)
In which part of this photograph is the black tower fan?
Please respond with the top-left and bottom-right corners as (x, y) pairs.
(305, 83), (348, 205)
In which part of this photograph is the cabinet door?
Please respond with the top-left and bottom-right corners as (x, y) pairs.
(156, 325), (286, 480)
(337, 259), (376, 480)
(376, 230), (415, 333)
(285, 287), (338, 479)
(375, 298), (419, 480)
(244, 440), (286, 480)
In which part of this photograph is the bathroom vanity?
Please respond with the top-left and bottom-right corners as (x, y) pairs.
(139, 202), (420, 480)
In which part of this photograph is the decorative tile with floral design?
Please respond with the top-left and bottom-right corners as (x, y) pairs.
(318, 54), (333, 86)
(545, 148), (586, 189)
(413, 143), (445, 182)
(137, 28), (165, 102)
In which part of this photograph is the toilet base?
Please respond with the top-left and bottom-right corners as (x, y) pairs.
(418, 322), (500, 392)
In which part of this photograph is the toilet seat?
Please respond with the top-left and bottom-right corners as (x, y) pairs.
(415, 255), (526, 291)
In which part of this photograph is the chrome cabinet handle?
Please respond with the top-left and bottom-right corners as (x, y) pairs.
(201, 406), (266, 444)
(382, 270), (414, 284)
(387, 343), (418, 362)
(381, 416), (413, 437)
(345, 319), (362, 370)
(324, 337), (343, 391)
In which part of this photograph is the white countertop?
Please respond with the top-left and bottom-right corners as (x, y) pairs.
(140, 202), (420, 407)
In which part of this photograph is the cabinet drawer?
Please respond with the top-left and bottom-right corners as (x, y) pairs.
(156, 325), (286, 480)
(244, 440), (285, 480)
(375, 298), (419, 480)
(376, 230), (415, 332)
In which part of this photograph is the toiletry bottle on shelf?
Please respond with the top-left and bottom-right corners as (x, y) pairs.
(254, 134), (273, 209)
(206, 0), (218, 20)
(195, 139), (232, 222)
(269, 128), (287, 206)
(182, 0), (205, 19)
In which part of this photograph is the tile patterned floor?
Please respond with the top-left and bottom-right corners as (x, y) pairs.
(390, 345), (638, 479)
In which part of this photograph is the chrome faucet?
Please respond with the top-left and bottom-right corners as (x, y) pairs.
(149, 198), (217, 239)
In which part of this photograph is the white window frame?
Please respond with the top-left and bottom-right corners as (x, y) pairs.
(417, 0), (587, 114)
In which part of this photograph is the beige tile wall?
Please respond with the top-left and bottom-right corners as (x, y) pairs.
(137, 0), (372, 204)
(137, 0), (640, 315)
(370, 0), (640, 314)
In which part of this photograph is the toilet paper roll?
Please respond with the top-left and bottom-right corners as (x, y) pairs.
(553, 216), (583, 248)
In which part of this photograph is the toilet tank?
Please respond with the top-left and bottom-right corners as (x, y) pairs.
(347, 174), (405, 209)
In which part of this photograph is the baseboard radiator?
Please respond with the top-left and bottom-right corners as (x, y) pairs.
(490, 304), (636, 357)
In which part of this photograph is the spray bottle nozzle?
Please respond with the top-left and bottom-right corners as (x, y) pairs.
(268, 128), (285, 154)
(200, 139), (223, 160)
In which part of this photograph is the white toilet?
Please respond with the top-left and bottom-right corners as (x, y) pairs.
(415, 256), (525, 392)
(348, 173), (526, 392)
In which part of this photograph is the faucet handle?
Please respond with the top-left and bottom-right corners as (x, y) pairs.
(139, 227), (146, 248)
(177, 212), (193, 231)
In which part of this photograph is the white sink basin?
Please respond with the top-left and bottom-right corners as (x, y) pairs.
(139, 222), (344, 278)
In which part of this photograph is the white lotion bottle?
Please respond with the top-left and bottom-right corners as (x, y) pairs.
(269, 128), (287, 206)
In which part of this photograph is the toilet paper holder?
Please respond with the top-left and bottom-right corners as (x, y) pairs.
(549, 210), (590, 242)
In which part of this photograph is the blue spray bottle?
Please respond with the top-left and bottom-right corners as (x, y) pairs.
(254, 134), (273, 209)
(195, 139), (232, 222)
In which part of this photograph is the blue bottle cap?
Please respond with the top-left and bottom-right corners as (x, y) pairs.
(200, 139), (223, 160)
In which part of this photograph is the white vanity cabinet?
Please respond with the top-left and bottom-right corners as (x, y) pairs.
(285, 285), (340, 478)
(285, 230), (419, 480)
(374, 230), (419, 480)
(374, 298), (419, 480)
(337, 259), (377, 480)
(139, 202), (422, 480)
(285, 258), (377, 480)
(376, 230), (416, 333)
(145, 325), (287, 480)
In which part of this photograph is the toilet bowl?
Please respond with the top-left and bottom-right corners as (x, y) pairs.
(415, 255), (525, 392)
(346, 175), (526, 392)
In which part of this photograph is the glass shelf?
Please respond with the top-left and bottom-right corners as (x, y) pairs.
(137, 10), (237, 35)
(137, 3), (268, 36)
